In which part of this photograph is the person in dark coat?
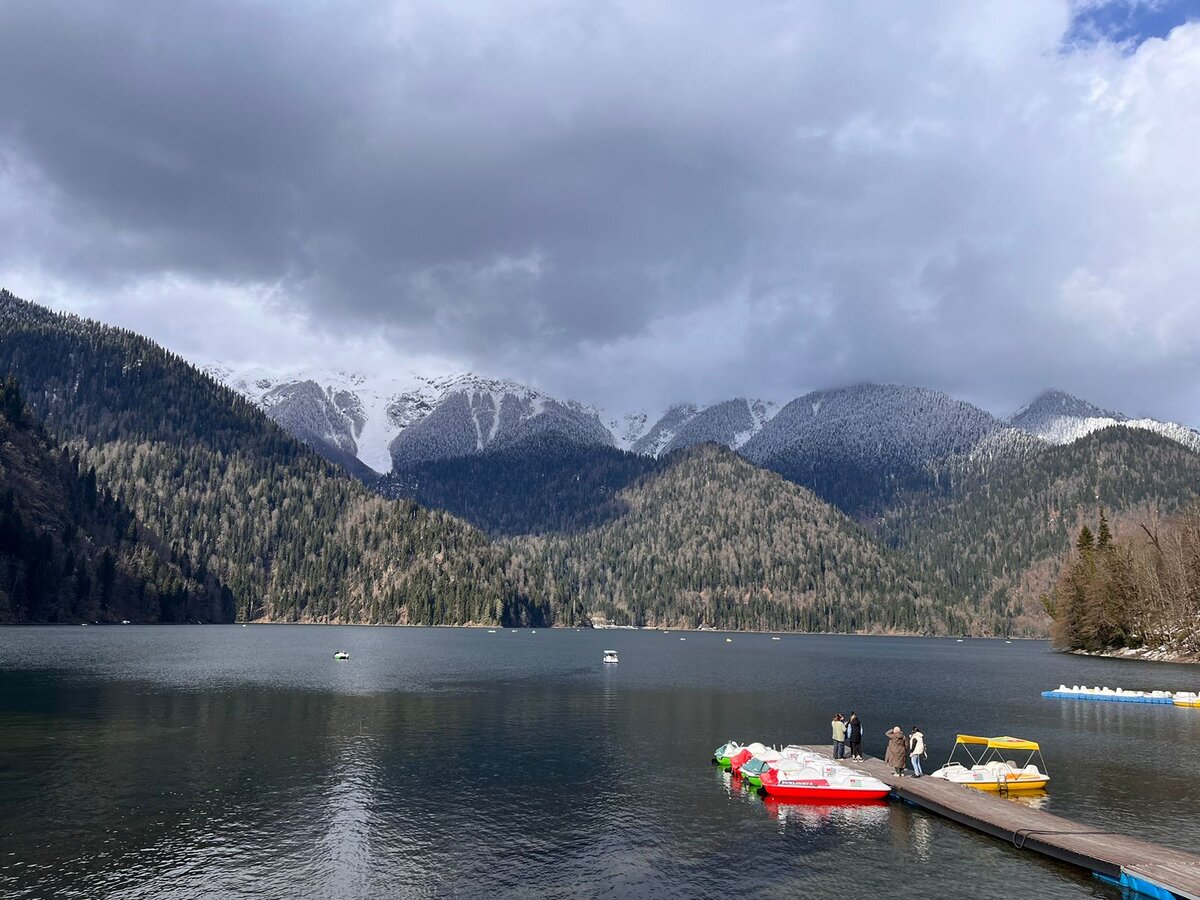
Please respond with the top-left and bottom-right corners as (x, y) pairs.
(884, 726), (907, 776)
(847, 712), (863, 760)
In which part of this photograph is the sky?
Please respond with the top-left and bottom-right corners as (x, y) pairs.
(2, 0), (1200, 423)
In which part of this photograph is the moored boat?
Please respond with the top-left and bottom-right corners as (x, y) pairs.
(929, 735), (1049, 792)
(713, 740), (742, 766)
(739, 750), (783, 787)
(760, 763), (890, 801)
(1173, 692), (1200, 708)
(729, 742), (769, 774)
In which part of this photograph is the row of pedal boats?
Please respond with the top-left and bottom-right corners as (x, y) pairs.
(715, 734), (1050, 797)
(714, 742), (891, 801)
(1042, 685), (1200, 706)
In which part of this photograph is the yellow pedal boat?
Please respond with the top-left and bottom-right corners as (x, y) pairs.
(929, 735), (1049, 792)
(1173, 692), (1200, 708)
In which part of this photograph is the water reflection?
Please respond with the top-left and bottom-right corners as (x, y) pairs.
(1005, 790), (1050, 810)
(0, 627), (1160, 899)
(761, 796), (889, 830)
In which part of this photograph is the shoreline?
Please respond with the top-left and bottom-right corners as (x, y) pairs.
(1063, 646), (1200, 665)
(1, 619), (1048, 641)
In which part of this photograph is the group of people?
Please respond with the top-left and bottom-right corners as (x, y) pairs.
(885, 725), (926, 777)
(829, 712), (864, 761)
(831, 714), (926, 776)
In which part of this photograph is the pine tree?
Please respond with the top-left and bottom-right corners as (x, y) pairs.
(1097, 508), (1112, 550)
(1077, 525), (1095, 555)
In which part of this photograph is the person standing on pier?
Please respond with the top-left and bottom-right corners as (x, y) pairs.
(885, 726), (907, 776)
(831, 713), (847, 759)
(847, 712), (863, 760)
(908, 726), (926, 777)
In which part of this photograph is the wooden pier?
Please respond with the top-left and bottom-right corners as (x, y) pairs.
(798, 746), (1200, 899)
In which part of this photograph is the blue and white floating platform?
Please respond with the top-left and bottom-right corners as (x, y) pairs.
(1041, 685), (1196, 705)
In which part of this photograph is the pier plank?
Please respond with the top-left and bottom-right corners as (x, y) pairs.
(796, 746), (1200, 899)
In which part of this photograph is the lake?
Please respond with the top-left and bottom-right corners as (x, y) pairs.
(2, 626), (1198, 898)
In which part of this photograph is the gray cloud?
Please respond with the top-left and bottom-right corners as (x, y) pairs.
(2, 1), (1199, 424)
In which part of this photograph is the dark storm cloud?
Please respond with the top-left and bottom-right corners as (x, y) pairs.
(2, 1), (1200, 423)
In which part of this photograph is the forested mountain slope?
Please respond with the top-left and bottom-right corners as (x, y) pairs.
(880, 427), (1200, 635)
(741, 383), (1033, 515)
(0, 290), (541, 627)
(499, 444), (975, 634)
(0, 377), (229, 623)
(378, 434), (666, 536)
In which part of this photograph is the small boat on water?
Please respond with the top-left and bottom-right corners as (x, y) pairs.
(1174, 692), (1200, 708)
(929, 735), (1049, 792)
(713, 740), (743, 766)
(729, 742), (769, 774)
(333, 651), (350, 660)
(603, 649), (619, 664)
(760, 763), (890, 801)
(739, 749), (783, 787)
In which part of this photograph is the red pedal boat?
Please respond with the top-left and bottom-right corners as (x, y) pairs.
(760, 763), (891, 801)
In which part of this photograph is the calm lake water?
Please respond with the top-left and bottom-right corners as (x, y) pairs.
(2, 626), (1199, 899)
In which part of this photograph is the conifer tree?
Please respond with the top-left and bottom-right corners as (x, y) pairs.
(1097, 508), (1112, 550)
(1077, 524), (1095, 555)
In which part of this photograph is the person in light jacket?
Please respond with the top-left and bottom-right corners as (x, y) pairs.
(884, 726), (907, 776)
(831, 713), (847, 759)
(908, 726), (926, 777)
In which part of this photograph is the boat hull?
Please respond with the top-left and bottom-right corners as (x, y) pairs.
(932, 769), (1050, 791)
(762, 783), (890, 801)
(960, 778), (1049, 792)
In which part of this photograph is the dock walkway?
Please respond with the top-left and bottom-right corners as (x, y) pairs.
(797, 745), (1200, 899)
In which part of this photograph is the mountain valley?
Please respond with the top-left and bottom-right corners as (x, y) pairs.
(4, 289), (1199, 636)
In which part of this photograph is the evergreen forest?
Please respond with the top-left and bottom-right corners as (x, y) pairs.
(3, 288), (1199, 638)
(0, 376), (230, 623)
(1046, 509), (1200, 657)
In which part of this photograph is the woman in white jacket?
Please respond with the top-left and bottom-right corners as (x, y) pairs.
(908, 726), (926, 777)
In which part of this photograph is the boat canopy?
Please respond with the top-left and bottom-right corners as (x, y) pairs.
(955, 734), (1040, 752)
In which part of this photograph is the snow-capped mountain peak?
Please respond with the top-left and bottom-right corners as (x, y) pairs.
(204, 363), (618, 474)
(1009, 389), (1200, 451)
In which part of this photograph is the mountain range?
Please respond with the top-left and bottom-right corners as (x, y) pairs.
(207, 363), (1199, 510)
(5, 288), (1200, 636)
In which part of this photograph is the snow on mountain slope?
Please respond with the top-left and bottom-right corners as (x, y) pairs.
(204, 360), (1200, 489)
(387, 374), (614, 469)
(739, 383), (1024, 505)
(745, 383), (1003, 462)
(1009, 389), (1200, 452)
(627, 399), (778, 456)
(629, 403), (698, 456)
(204, 364), (443, 474)
(205, 364), (615, 474)
(605, 410), (652, 451)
